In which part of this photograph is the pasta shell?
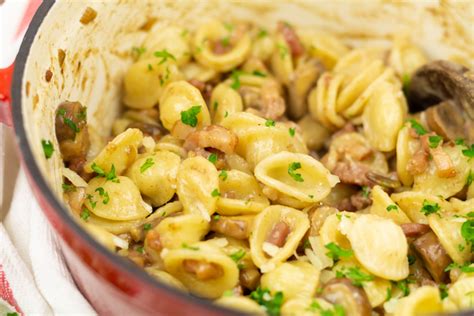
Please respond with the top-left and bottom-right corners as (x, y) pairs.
(210, 83), (243, 124)
(126, 151), (181, 207)
(346, 214), (409, 280)
(176, 156), (219, 221)
(145, 266), (187, 292)
(445, 276), (474, 310)
(428, 214), (472, 264)
(362, 80), (407, 152)
(281, 298), (335, 316)
(388, 36), (427, 77)
(163, 242), (239, 299)
(271, 34), (293, 85)
(159, 80), (211, 131)
(393, 286), (442, 316)
(155, 135), (187, 159)
(255, 152), (339, 203)
(217, 170), (269, 216)
(122, 58), (183, 110)
(450, 198), (474, 216)
(250, 205), (309, 272)
(85, 128), (143, 175)
(369, 185), (411, 225)
(301, 31), (349, 69)
(193, 20), (251, 71)
(261, 261), (320, 301)
(85, 176), (151, 221)
(155, 214), (210, 250)
(141, 26), (191, 66)
(396, 124), (419, 186)
(319, 213), (354, 250)
(297, 115), (331, 151)
(214, 296), (265, 315)
(81, 223), (128, 251)
(391, 191), (453, 224)
(413, 145), (473, 198)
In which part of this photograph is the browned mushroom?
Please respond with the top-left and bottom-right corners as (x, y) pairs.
(55, 101), (90, 162)
(409, 254), (436, 287)
(400, 223), (431, 238)
(288, 58), (324, 119)
(183, 125), (238, 154)
(210, 215), (253, 240)
(407, 60), (474, 142)
(319, 278), (371, 316)
(239, 267), (261, 290)
(412, 231), (452, 283)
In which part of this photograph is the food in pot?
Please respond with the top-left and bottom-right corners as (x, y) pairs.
(49, 20), (474, 315)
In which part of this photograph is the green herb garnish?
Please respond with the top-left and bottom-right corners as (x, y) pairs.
(408, 254), (416, 265)
(140, 158), (154, 173)
(80, 208), (90, 221)
(445, 262), (474, 273)
(257, 29), (268, 38)
(336, 267), (374, 287)
(461, 219), (474, 251)
(229, 249), (246, 266)
(250, 287), (284, 316)
(62, 183), (75, 192)
(265, 119), (275, 127)
(462, 144), (474, 159)
(386, 204), (398, 212)
(230, 69), (244, 90)
(208, 153), (218, 164)
(95, 187), (110, 204)
(324, 242), (353, 261)
(213, 101), (219, 111)
(439, 283), (448, 300)
(289, 127), (296, 137)
(180, 105), (201, 127)
(466, 170), (473, 186)
(288, 162), (304, 182)
(455, 138), (466, 146)
(361, 186), (371, 198)
(219, 169), (228, 181)
(181, 243), (199, 251)
(41, 140), (54, 159)
(153, 49), (176, 65)
(428, 135), (443, 148)
(408, 119), (427, 136)
(211, 188), (221, 197)
(252, 70), (266, 77)
(143, 223), (152, 231)
(420, 200), (441, 216)
(91, 163), (119, 183)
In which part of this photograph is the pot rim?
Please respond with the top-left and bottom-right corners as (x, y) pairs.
(11, 1), (242, 314)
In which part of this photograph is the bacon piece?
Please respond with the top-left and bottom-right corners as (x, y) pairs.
(277, 21), (304, 58)
(182, 259), (223, 280)
(266, 221), (290, 247)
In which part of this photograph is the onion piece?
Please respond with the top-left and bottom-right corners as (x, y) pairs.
(62, 167), (88, 188)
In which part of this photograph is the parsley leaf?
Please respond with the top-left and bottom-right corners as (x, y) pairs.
(455, 138), (466, 146)
(402, 73), (411, 97)
(408, 254), (416, 265)
(288, 162), (304, 182)
(324, 242), (353, 261)
(257, 28), (268, 38)
(445, 262), (474, 273)
(62, 183), (75, 192)
(308, 300), (345, 316)
(153, 49), (176, 65)
(41, 139), (54, 159)
(222, 290), (234, 297)
(230, 69), (244, 90)
(252, 70), (266, 77)
(208, 153), (218, 164)
(86, 194), (96, 209)
(250, 287), (284, 316)
(408, 119), (427, 136)
(420, 200), (441, 216)
(289, 127), (296, 137)
(180, 105), (201, 127)
(396, 278), (415, 296)
(336, 267), (374, 287)
(143, 223), (152, 231)
(131, 46), (146, 58)
(462, 144), (474, 159)
(91, 163), (119, 183)
(80, 208), (90, 221)
(428, 135), (443, 148)
(140, 158), (154, 173)
(219, 169), (228, 181)
(181, 243), (199, 251)
(461, 219), (474, 251)
(136, 246), (144, 254)
(212, 214), (220, 221)
(467, 170), (473, 186)
(265, 119), (275, 127)
(221, 36), (230, 47)
(277, 43), (288, 59)
(229, 249), (246, 269)
(361, 186), (371, 198)
(211, 188), (221, 197)
(95, 187), (110, 204)
(386, 204), (398, 212)
(213, 101), (219, 111)
(385, 287), (392, 301)
(439, 283), (448, 300)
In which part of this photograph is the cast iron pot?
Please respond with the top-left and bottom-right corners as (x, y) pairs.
(0, 0), (472, 315)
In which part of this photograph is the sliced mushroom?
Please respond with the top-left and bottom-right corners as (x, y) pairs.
(239, 267), (261, 290)
(400, 223), (431, 238)
(412, 231), (452, 283)
(407, 60), (474, 142)
(319, 278), (371, 316)
(288, 58), (324, 119)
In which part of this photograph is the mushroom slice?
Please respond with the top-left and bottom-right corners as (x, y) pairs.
(319, 278), (371, 316)
(412, 231), (452, 283)
(425, 100), (471, 142)
(288, 57), (324, 120)
(345, 214), (409, 280)
(407, 60), (474, 120)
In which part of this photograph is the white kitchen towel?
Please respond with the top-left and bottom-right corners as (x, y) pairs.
(0, 168), (95, 315)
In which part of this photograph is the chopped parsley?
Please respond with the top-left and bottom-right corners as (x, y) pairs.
(180, 105), (201, 127)
(57, 108), (80, 134)
(277, 43), (289, 59)
(336, 267), (374, 287)
(467, 170), (473, 186)
(455, 138), (466, 146)
(230, 69), (244, 90)
(62, 183), (75, 192)
(221, 36), (230, 47)
(147, 64), (153, 71)
(402, 73), (410, 96)
(208, 153), (218, 164)
(289, 127), (296, 137)
(461, 219), (474, 251)
(219, 169), (228, 181)
(288, 162), (304, 182)
(153, 49), (176, 65)
(143, 223), (152, 231)
(86, 194), (96, 209)
(385, 287), (392, 301)
(140, 158), (154, 173)
(458, 244), (465, 252)
(41, 139), (54, 159)
(95, 187), (110, 204)
(211, 188), (221, 197)
(252, 70), (266, 77)
(224, 111), (229, 118)
(408, 119), (427, 136)
(131, 46), (146, 58)
(445, 262), (474, 273)
(229, 249), (246, 269)
(257, 28), (268, 38)
(136, 246), (144, 254)
(361, 186), (371, 198)
(462, 144), (474, 159)
(408, 254), (416, 265)
(91, 163), (119, 183)
(250, 287), (283, 316)
(80, 208), (90, 221)
(396, 278), (415, 296)
(212, 214), (220, 221)
(439, 283), (449, 300)
(181, 243), (199, 251)
(265, 119), (275, 127)
(213, 101), (219, 111)
(428, 135), (443, 148)
(386, 204), (398, 212)
(324, 242), (353, 261)
(420, 200), (440, 216)
(303, 239), (311, 249)
(308, 300), (345, 316)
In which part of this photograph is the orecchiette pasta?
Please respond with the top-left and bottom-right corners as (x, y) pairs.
(56, 17), (474, 316)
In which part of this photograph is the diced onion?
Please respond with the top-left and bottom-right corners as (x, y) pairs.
(62, 167), (88, 188)
(112, 236), (129, 249)
(262, 242), (280, 257)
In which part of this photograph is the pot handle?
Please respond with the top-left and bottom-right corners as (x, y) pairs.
(0, 63), (14, 127)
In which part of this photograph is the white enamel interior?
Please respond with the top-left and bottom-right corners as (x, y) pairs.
(20, 0), (473, 199)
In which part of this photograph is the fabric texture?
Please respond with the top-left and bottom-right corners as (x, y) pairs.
(0, 169), (95, 315)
